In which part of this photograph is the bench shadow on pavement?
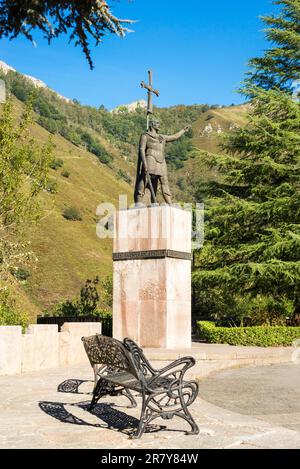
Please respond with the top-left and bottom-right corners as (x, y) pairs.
(39, 378), (166, 437)
(57, 379), (93, 395)
(39, 401), (143, 436)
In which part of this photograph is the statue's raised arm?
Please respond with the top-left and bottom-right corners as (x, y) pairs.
(163, 125), (191, 143)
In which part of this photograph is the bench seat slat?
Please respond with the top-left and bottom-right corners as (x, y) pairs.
(104, 371), (177, 393)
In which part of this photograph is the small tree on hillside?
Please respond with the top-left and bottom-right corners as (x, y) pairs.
(0, 99), (53, 283)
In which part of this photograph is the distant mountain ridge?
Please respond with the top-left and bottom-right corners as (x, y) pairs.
(0, 60), (71, 102)
(111, 99), (147, 113)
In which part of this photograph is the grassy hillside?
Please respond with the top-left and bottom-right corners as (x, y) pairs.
(9, 98), (132, 315)
(169, 105), (249, 201)
(1, 68), (249, 318)
(22, 102), (248, 314)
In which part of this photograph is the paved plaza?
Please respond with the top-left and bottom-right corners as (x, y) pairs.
(0, 362), (300, 449)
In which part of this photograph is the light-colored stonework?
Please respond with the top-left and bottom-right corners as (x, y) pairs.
(114, 205), (192, 253)
(0, 326), (22, 375)
(113, 206), (192, 348)
(144, 343), (296, 380)
(0, 322), (101, 376)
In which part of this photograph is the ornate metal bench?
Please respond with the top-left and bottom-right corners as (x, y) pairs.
(82, 334), (199, 439)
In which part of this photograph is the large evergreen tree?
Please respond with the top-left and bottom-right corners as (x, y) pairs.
(247, 0), (300, 91)
(193, 0), (300, 325)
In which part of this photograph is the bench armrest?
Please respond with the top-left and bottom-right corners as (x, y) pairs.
(145, 356), (196, 392)
(154, 356), (196, 375)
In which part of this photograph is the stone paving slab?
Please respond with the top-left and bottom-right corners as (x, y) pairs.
(0, 363), (299, 449)
(200, 363), (300, 434)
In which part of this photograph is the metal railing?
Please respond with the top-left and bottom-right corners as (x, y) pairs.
(37, 315), (113, 337)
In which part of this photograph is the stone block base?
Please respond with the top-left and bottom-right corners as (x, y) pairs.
(113, 206), (192, 349)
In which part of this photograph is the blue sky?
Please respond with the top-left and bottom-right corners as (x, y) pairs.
(0, 0), (277, 109)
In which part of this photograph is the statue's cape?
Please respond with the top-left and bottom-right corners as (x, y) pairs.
(134, 146), (145, 197)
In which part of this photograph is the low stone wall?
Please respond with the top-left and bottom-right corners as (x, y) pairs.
(146, 343), (296, 381)
(0, 322), (101, 376)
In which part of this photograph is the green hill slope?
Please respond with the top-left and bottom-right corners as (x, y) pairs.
(9, 98), (132, 314)
(169, 105), (249, 201)
(22, 103), (248, 314)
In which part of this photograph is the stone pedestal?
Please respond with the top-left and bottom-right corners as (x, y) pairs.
(113, 205), (192, 349)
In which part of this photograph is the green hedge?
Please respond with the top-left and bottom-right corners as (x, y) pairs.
(198, 321), (300, 347)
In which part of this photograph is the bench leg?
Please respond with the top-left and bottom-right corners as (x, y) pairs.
(89, 379), (137, 412)
(88, 377), (113, 411)
(89, 378), (103, 411)
(122, 389), (137, 408)
(173, 408), (199, 435)
(130, 386), (199, 439)
(130, 394), (149, 439)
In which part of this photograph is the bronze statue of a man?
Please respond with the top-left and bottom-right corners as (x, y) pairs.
(134, 118), (190, 205)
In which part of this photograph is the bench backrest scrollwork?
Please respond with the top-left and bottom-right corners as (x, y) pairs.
(123, 338), (156, 379)
(82, 335), (139, 380)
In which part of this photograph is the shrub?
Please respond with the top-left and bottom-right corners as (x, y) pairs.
(0, 289), (29, 330)
(61, 170), (70, 178)
(45, 180), (58, 194)
(63, 206), (82, 221)
(176, 177), (187, 191)
(101, 275), (113, 310)
(50, 158), (64, 170)
(198, 321), (300, 347)
(38, 117), (58, 134)
(43, 277), (106, 317)
(117, 169), (132, 184)
(10, 267), (31, 281)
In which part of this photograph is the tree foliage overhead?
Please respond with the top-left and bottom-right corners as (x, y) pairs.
(0, 0), (134, 68)
(247, 0), (300, 91)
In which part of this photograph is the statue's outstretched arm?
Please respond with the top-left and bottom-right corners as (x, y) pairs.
(164, 125), (191, 142)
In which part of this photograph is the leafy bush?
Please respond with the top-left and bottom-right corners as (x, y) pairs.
(0, 289), (29, 330)
(117, 169), (132, 184)
(38, 116), (58, 134)
(63, 206), (82, 221)
(50, 158), (64, 170)
(101, 275), (113, 310)
(165, 131), (194, 170)
(45, 180), (58, 194)
(176, 177), (187, 191)
(44, 277), (110, 317)
(79, 131), (113, 164)
(61, 170), (70, 178)
(10, 267), (31, 281)
(198, 321), (300, 347)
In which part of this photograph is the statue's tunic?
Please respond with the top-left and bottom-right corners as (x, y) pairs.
(142, 132), (168, 177)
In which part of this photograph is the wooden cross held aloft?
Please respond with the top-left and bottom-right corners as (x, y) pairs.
(141, 70), (160, 130)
